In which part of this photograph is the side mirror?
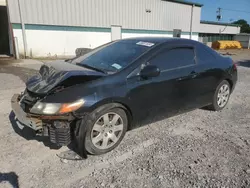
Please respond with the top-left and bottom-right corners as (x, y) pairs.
(140, 65), (160, 79)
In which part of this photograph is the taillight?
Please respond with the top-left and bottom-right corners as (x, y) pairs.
(233, 62), (237, 71)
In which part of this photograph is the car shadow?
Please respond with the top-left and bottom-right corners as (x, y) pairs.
(236, 60), (250, 68)
(0, 172), (19, 188)
(9, 111), (61, 150)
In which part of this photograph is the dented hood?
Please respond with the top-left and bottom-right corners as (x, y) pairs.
(26, 60), (105, 95)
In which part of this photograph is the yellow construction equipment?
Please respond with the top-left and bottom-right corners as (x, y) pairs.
(212, 40), (242, 50)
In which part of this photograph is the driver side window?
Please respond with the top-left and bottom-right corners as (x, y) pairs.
(149, 47), (196, 71)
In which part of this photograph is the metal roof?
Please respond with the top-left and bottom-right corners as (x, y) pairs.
(163, 0), (203, 7)
(200, 20), (240, 27)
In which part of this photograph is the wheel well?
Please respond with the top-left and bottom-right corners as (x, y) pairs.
(112, 102), (133, 130)
(225, 79), (233, 91)
(92, 102), (133, 130)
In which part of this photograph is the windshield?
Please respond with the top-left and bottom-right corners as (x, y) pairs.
(71, 40), (154, 73)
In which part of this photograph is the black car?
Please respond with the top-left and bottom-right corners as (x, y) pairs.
(11, 37), (237, 156)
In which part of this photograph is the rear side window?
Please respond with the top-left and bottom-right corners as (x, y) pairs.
(150, 47), (195, 70)
(196, 44), (217, 63)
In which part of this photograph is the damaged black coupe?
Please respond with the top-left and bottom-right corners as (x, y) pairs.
(11, 37), (237, 156)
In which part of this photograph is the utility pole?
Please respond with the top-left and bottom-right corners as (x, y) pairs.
(216, 7), (222, 21)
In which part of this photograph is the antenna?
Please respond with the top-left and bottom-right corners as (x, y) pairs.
(216, 7), (222, 21)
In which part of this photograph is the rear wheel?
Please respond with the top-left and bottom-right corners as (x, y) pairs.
(78, 106), (128, 155)
(208, 80), (231, 111)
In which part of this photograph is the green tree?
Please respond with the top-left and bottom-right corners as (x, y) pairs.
(232, 19), (250, 33)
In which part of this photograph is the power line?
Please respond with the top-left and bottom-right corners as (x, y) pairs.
(202, 7), (250, 14)
(222, 8), (250, 14)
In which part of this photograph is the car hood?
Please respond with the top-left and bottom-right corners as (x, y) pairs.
(26, 60), (105, 95)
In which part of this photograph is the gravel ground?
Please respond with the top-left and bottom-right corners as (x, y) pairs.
(0, 50), (250, 188)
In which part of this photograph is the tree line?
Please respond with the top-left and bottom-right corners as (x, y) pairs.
(232, 19), (250, 33)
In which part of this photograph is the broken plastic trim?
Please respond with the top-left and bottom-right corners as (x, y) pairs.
(26, 113), (75, 121)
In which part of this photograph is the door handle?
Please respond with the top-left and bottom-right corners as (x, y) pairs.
(177, 77), (184, 81)
(177, 71), (197, 81)
(190, 71), (198, 78)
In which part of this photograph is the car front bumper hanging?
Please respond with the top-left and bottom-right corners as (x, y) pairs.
(11, 94), (72, 146)
(11, 94), (43, 131)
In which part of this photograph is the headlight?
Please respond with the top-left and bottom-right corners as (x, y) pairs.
(30, 99), (85, 115)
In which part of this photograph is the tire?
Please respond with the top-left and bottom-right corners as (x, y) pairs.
(78, 105), (128, 155)
(208, 80), (231, 111)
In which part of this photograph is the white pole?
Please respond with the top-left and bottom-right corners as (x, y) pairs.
(14, 37), (20, 59)
(190, 4), (194, 40)
(17, 0), (28, 58)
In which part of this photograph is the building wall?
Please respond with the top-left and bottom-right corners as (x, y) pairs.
(122, 32), (198, 41)
(8, 0), (201, 32)
(7, 0), (202, 57)
(0, 0), (6, 6)
(12, 24), (199, 57)
(122, 31), (198, 41)
(234, 34), (250, 48)
(12, 24), (112, 57)
(199, 23), (240, 34)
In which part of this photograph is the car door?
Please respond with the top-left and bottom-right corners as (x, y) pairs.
(193, 44), (221, 107)
(149, 46), (201, 113)
(126, 45), (199, 127)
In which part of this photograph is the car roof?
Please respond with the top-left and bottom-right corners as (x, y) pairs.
(119, 37), (198, 45)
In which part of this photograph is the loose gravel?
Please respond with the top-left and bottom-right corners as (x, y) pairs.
(0, 53), (250, 188)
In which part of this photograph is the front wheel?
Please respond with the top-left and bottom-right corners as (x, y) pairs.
(208, 80), (231, 111)
(78, 106), (128, 155)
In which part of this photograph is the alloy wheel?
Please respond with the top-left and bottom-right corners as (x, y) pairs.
(217, 84), (230, 108)
(91, 112), (124, 149)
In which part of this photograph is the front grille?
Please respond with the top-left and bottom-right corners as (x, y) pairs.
(49, 121), (72, 146)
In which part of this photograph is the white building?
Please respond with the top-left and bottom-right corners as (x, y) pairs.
(0, 0), (241, 58)
(0, 0), (6, 6)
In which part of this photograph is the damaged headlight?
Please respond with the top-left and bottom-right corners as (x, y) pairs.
(30, 99), (85, 115)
